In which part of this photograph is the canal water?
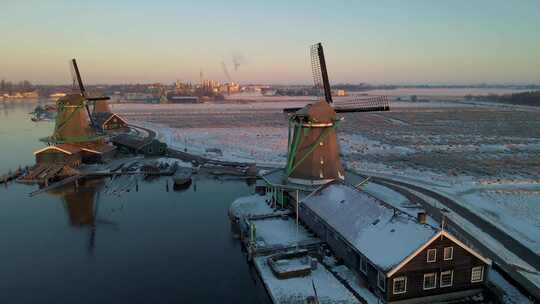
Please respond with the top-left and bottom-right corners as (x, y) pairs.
(0, 100), (270, 303)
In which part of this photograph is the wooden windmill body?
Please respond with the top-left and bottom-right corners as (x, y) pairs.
(286, 100), (344, 185)
(51, 93), (102, 145)
(284, 43), (389, 186)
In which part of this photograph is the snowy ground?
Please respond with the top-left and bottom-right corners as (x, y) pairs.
(490, 270), (535, 304)
(406, 187), (540, 293)
(115, 97), (540, 277)
(459, 189), (540, 255)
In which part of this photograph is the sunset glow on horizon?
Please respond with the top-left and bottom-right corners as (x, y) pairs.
(1, 0), (539, 85)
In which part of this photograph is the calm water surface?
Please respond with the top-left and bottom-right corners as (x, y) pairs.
(0, 100), (270, 303)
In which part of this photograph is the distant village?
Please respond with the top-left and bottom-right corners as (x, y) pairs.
(0, 78), (242, 103)
(3, 78), (538, 106)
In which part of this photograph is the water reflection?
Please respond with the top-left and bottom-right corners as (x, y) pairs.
(0, 101), (271, 303)
(49, 179), (117, 255)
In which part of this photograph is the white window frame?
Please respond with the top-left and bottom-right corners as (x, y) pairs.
(440, 270), (453, 287)
(443, 247), (454, 261)
(360, 255), (367, 274)
(378, 271), (386, 291)
(423, 273), (437, 290)
(393, 276), (407, 295)
(427, 248), (437, 263)
(471, 266), (484, 283)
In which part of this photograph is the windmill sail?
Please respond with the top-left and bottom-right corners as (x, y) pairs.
(71, 59), (86, 96)
(285, 42), (390, 113)
(282, 42), (391, 184)
(333, 95), (390, 113)
(311, 43), (333, 104)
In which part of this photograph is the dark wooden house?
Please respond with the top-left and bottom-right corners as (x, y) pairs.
(299, 182), (492, 303)
(93, 112), (128, 132)
(112, 134), (167, 156)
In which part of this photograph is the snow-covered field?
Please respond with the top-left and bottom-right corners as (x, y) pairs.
(460, 189), (540, 255)
(115, 98), (540, 268)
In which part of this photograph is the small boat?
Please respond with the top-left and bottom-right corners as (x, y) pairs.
(173, 169), (192, 191)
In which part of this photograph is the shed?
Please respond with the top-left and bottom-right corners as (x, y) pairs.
(93, 112), (128, 131)
(112, 134), (167, 156)
(34, 144), (83, 166)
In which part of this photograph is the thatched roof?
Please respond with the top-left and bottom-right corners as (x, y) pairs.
(93, 99), (111, 113)
(294, 100), (336, 123)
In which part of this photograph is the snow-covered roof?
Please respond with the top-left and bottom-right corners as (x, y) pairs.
(252, 217), (318, 248)
(254, 256), (358, 304)
(303, 182), (439, 271)
(229, 194), (274, 219)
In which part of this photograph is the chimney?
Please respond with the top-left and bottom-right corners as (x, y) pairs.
(417, 212), (427, 224)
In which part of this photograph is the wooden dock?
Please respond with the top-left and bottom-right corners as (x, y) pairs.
(29, 175), (81, 197)
(0, 167), (26, 184)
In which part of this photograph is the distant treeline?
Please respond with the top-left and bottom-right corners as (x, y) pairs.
(332, 83), (540, 91)
(465, 91), (540, 107)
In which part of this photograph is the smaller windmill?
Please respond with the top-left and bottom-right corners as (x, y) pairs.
(283, 43), (389, 185)
(42, 59), (110, 146)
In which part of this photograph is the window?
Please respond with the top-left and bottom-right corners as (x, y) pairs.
(378, 271), (386, 291)
(360, 255), (367, 274)
(440, 270), (453, 287)
(471, 266), (484, 283)
(443, 247), (453, 260)
(393, 277), (407, 294)
(423, 273), (437, 290)
(427, 248), (437, 263)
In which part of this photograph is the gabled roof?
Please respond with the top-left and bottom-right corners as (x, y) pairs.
(93, 112), (127, 129)
(387, 230), (492, 277)
(34, 144), (82, 155)
(102, 113), (127, 127)
(302, 182), (491, 274)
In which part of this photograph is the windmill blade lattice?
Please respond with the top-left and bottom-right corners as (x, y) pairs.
(334, 95), (390, 113)
(311, 44), (324, 97)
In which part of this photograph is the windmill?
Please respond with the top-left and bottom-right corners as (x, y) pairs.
(283, 43), (389, 185)
(42, 59), (110, 146)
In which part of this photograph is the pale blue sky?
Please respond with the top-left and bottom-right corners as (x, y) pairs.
(1, 0), (539, 84)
